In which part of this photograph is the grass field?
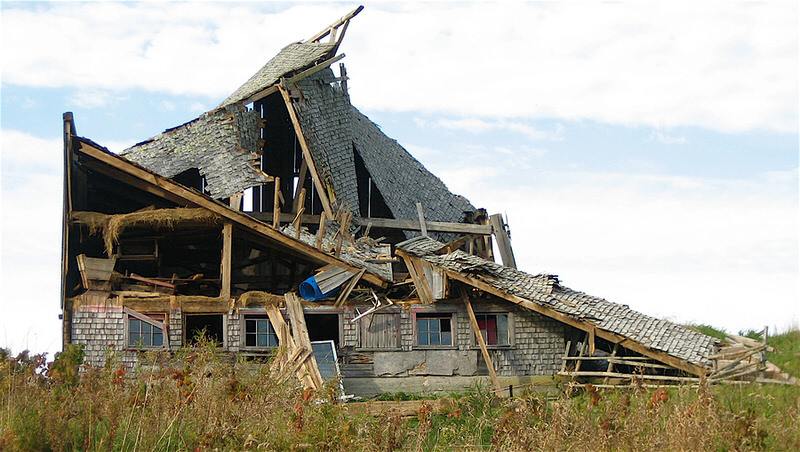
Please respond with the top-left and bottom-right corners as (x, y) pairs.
(1, 329), (798, 451)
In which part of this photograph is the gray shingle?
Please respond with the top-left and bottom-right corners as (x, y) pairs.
(120, 105), (267, 199)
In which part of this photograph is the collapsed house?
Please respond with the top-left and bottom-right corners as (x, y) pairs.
(60, 7), (791, 396)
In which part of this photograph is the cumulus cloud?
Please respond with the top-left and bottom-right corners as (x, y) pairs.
(424, 156), (799, 332)
(2, 3), (795, 133)
(1, 130), (64, 355)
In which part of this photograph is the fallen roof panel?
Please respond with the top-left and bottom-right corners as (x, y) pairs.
(397, 235), (718, 369)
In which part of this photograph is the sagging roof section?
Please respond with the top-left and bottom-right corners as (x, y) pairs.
(293, 69), (475, 231)
(294, 69), (361, 215)
(120, 105), (268, 199)
(396, 235), (718, 369)
(220, 42), (336, 108)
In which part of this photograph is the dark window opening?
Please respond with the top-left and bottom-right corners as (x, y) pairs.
(353, 144), (391, 219)
(185, 314), (223, 346)
(417, 313), (452, 346)
(305, 313), (339, 347)
(244, 315), (279, 348)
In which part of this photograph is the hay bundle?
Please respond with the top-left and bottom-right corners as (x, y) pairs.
(71, 208), (221, 256)
(238, 291), (284, 307)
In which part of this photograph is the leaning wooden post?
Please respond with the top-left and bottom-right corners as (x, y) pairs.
(463, 293), (503, 397)
(316, 211), (327, 249)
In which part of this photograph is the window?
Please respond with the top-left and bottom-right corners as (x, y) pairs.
(417, 313), (453, 346)
(359, 312), (400, 349)
(476, 313), (510, 346)
(244, 315), (279, 348)
(126, 310), (166, 349)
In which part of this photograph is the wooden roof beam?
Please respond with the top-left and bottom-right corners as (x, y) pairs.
(74, 140), (389, 288)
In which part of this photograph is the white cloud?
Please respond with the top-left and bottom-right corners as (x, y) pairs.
(433, 118), (565, 141)
(66, 88), (124, 109)
(0, 131), (64, 356)
(426, 161), (799, 332)
(3, 3), (795, 132)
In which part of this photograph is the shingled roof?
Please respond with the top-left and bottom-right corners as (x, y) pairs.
(293, 69), (475, 231)
(220, 42), (336, 108)
(397, 235), (719, 368)
(120, 105), (268, 199)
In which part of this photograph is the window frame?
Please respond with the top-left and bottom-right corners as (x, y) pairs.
(240, 310), (280, 351)
(413, 308), (457, 349)
(473, 312), (513, 349)
(124, 308), (168, 351)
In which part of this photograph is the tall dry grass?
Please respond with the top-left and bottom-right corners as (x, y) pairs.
(1, 341), (798, 451)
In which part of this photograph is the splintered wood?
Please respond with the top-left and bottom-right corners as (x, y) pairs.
(266, 292), (325, 391)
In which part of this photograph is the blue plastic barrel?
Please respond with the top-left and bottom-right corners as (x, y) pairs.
(299, 276), (341, 301)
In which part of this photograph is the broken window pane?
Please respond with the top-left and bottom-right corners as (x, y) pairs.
(417, 313), (453, 347)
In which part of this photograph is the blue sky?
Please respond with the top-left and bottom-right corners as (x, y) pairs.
(1, 1), (797, 357)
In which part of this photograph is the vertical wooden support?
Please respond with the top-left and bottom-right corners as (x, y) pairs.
(272, 177), (281, 229)
(416, 202), (428, 236)
(61, 113), (75, 348)
(220, 222), (233, 300)
(316, 211), (327, 249)
(463, 295), (503, 398)
(603, 343), (619, 385)
(292, 159), (308, 213)
(293, 188), (306, 239)
(588, 326), (596, 356)
(490, 213), (516, 269)
(278, 85), (333, 218)
(561, 340), (572, 373)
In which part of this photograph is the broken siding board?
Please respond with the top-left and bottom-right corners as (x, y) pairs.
(74, 141), (388, 288)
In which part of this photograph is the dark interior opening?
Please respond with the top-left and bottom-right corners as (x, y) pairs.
(305, 313), (339, 347)
(170, 168), (205, 193)
(185, 314), (224, 346)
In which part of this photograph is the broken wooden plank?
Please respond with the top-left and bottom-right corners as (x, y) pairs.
(334, 268), (366, 307)
(284, 292), (324, 390)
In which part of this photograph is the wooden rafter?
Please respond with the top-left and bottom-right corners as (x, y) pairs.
(307, 5), (364, 51)
(73, 140), (388, 288)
